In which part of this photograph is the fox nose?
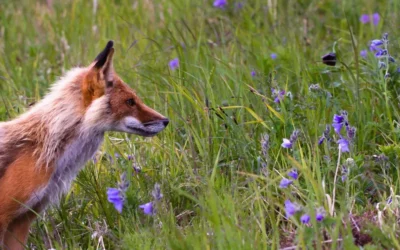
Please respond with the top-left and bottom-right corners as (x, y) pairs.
(162, 118), (169, 127)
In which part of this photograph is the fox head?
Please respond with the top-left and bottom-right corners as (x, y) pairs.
(81, 41), (169, 137)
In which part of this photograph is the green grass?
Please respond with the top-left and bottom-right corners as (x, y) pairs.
(1, 0), (400, 249)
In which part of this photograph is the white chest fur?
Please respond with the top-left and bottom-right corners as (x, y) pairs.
(23, 132), (105, 213)
(47, 132), (104, 204)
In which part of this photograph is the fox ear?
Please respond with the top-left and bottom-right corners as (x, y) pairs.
(93, 40), (115, 86)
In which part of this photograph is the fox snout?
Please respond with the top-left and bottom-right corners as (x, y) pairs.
(120, 115), (169, 137)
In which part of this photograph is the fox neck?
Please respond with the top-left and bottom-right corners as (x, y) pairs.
(1, 67), (108, 170)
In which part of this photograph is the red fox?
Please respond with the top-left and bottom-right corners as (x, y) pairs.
(0, 41), (169, 249)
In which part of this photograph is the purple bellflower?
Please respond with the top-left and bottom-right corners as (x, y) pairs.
(213, 0), (227, 8)
(288, 169), (298, 180)
(301, 214), (311, 224)
(279, 178), (293, 188)
(169, 58), (179, 70)
(284, 200), (301, 218)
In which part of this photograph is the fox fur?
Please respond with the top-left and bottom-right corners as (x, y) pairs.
(0, 41), (168, 248)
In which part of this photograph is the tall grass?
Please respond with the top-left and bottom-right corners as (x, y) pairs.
(1, 0), (400, 249)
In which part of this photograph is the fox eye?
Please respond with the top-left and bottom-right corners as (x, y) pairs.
(126, 98), (135, 107)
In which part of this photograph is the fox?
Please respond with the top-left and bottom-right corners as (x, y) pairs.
(0, 41), (169, 249)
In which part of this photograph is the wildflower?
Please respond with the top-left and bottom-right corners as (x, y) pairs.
(379, 61), (386, 69)
(282, 130), (300, 149)
(213, 0), (227, 8)
(318, 136), (325, 145)
(107, 188), (124, 213)
(338, 138), (350, 152)
(332, 114), (345, 134)
(169, 58), (179, 70)
(107, 173), (129, 213)
(360, 13), (380, 26)
(279, 178), (293, 188)
(300, 214), (310, 224)
(372, 13), (380, 26)
(284, 200), (301, 218)
(139, 202), (154, 215)
(288, 169), (298, 180)
(290, 130), (300, 143)
(316, 207), (326, 221)
(139, 183), (163, 216)
(360, 50), (367, 58)
(118, 172), (129, 192)
(346, 126), (356, 140)
(281, 138), (292, 149)
(321, 52), (336, 66)
(370, 40), (383, 54)
(251, 70), (256, 77)
(375, 49), (388, 57)
(271, 88), (285, 103)
(308, 84), (320, 91)
(260, 133), (270, 158)
(341, 166), (348, 182)
(359, 14), (370, 24)
(371, 39), (383, 47)
(318, 124), (331, 145)
(270, 53), (277, 59)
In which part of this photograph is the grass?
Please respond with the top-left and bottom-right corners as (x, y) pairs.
(1, 0), (400, 249)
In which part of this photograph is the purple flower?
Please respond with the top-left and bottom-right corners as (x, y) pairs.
(107, 173), (129, 213)
(279, 178), (293, 188)
(284, 200), (301, 218)
(272, 88), (285, 103)
(371, 39), (383, 47)
(360, 50), (367, 58)
(338, 138), (350, 152)
(360, 14), (370, 24)
(318, 136), (325, 145)
(288, 169), (298, 180)
(375, 49), (388, 57)
(281, 138), (292, 149)
(251, 71), (256, 77)
(270, 53), (277, 59)
(372, 13), (380, 26)
(370, 40), (383, 52)
(139, 183), (163, 216)
(341, 174), (347, 182)
(300, 214), (310, 224)
(316, 207), (326, 221)
(346, 126), (356, 140)
(107, 188), (124, 213)
(213, 0), (227, 8)
(169, 58), (179, 70)
(139, 202), (155, 215)
(332, 114), (344, 134)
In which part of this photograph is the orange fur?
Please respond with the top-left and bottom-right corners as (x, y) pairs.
(0, 150), (53, 245)
(0, 41), (168, 247)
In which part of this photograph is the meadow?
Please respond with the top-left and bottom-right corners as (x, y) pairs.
(1, 0), (400, 249)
